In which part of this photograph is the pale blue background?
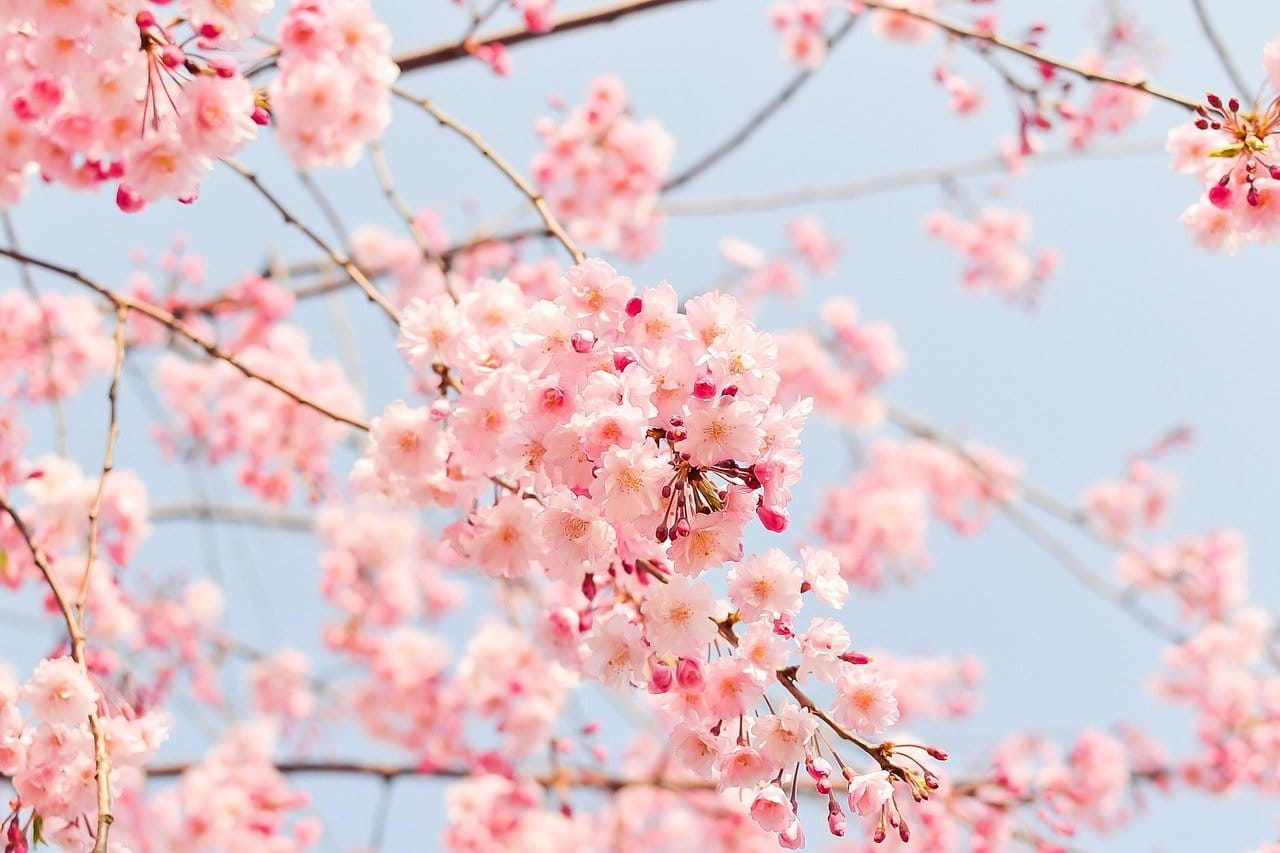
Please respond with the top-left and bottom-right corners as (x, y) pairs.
(4, 0), (1279, 849)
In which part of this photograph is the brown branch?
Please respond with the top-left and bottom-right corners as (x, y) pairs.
(393, 86), (586, 265)
(0, 495), (114, 850)
(222, 158), (402, 324)
(664, 12), (861, 192)
(139, 759), (718, 792)
(858, 1), (1201, 111)
(394, 0), (708, 75)
(76, 307), (128, 616)
(0, 248), (370, 433)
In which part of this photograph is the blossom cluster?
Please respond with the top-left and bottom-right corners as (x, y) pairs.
(923, 208), (1060, 305)
(269, 0), (400, 169)
(814, 438), (1020, 589)
(154, 324), (361, 504)
(532, 77), (675, 259)
(2, 3), (263, 210)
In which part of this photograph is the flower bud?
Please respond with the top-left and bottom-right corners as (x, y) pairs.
(676, 656), (704, 691)
(648, 662), (674, 693)
(571, 330), (595, 353)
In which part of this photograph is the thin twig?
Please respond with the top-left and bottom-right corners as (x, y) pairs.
(1188, 0), (1250, 97)
(996, 498), (1185, 643)
(367, 139), (457, 301)
(296, 169), (370, 403)
(392, 86), (586, 265)
(664, 140), (1165, 216)
(858, 1), (1201, 111)
(369, 777), (396, 852)
(393, 0), (708, 74)
(0, 494), (113, 851)
(664, 13), (861, 191)
(76, 306), (128, 616)
(884, 402), (1185, 643)
(149, 502), (315, 531)
(0, 247), (370, 432)
(222, 158), (402, 324)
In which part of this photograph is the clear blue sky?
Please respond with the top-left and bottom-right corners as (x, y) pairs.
(5, 1), (1279, 850)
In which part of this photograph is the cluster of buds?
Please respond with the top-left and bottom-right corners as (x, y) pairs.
(649, 420), (765, 542)
(1196, 92), (1280, 208)
(3, 808), (29, 853)
(134, 12), (269, 133)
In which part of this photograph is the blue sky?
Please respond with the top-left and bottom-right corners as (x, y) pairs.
(5, 0), (1280, 849)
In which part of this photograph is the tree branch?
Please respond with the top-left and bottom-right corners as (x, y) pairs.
(393, 86), (586, 264)
(0, 495), (114, 851)
(76, 306), (128, 616)
(664, 12), (861, 192)
(148, 502), (315, 531)
(222, 158), (402, 324)
(0, 248), (370, 433)
(1188, 0), (1250, 97)
(663, 140), (1164, 216)
(859, 1), (1202, 111)
(393, 0), (709, 75)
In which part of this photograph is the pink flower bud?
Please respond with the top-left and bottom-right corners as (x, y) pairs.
(756, 504), (788, 532)
(116, 184), (145, 214)
(625, 296), (643, 317)
(827, 806), (846, 837)
(693, 375), (717, 400)
(571, 330), (594, 353)
(160, 45), (184, 69)
(779, 821), (805, 849)
(210, 56), (238, 79)
(676, 656), (704, 691)
(199, 22), (223, 39)
(806, 756), (832, 780)
(135, 10), (156, 28)
(648, 661), (674, 693)
(613, 350), (635, 371)
(252, 106), (271, 126)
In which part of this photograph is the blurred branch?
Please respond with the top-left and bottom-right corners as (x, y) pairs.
(149, 502), (315, 531)
(884, 401), (1187, 644)
(664, 13), (861, 192)
(665, 140), (1164, 216)
(223, 158), (401, 324)
(1188, 0), (1250, 96)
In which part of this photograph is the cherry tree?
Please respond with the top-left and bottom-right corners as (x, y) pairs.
(0, 0), (1277, 850)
